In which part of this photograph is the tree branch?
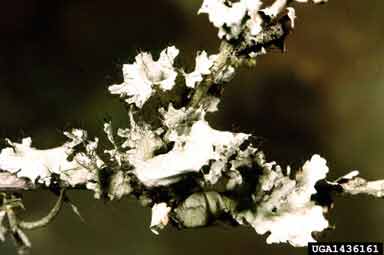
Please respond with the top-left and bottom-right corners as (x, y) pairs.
(0, 0), (381, 253)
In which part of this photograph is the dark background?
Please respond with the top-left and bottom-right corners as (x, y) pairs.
(1, 0), (383, 254)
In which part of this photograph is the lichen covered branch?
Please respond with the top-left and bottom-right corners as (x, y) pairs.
(340, 178), (384, 198)
(322, 171), (384, 198)
(0, 0), (382, 254)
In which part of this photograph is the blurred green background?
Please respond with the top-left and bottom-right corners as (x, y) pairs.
(1, 0), (383, 254)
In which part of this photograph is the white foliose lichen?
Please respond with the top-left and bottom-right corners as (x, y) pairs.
(286, 7), (296, 28)
(198, 0), (247, 40)
(63, 129), (104, 197)
(205, 139), (257, 190)
(0, 131), (103, 196)
(117, 111), (164, 163)
(184, 51), (215, 88)
(134, 120), (249, 187)
(108, 171), (133, 200)
(108, 46), (180, 108)
(103, 121), (122, 166)
(0, 138), (80, 184)
(160, 104), (204, 134)
(104, 113), (176, 197)
(150, 202), (171, 234)
(235, 155), (329, 247)
(114, 104), (249, 187)
(244, 0), (263, 35)
(198, 0), (263, 40)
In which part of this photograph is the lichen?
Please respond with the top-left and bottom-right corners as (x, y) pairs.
(108, 171), (133, 200)
(150, 203), (171, 234)
(0, 131), (103, 197)
(132, 119), (249, 187)
(0, 0), (376, 253)
(234, 155), (329, 247)
(108, 46), (180, 108)
(198, 0), (264, 40)
(0, 138), (81, 184)
(184, 51), (214, 88)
